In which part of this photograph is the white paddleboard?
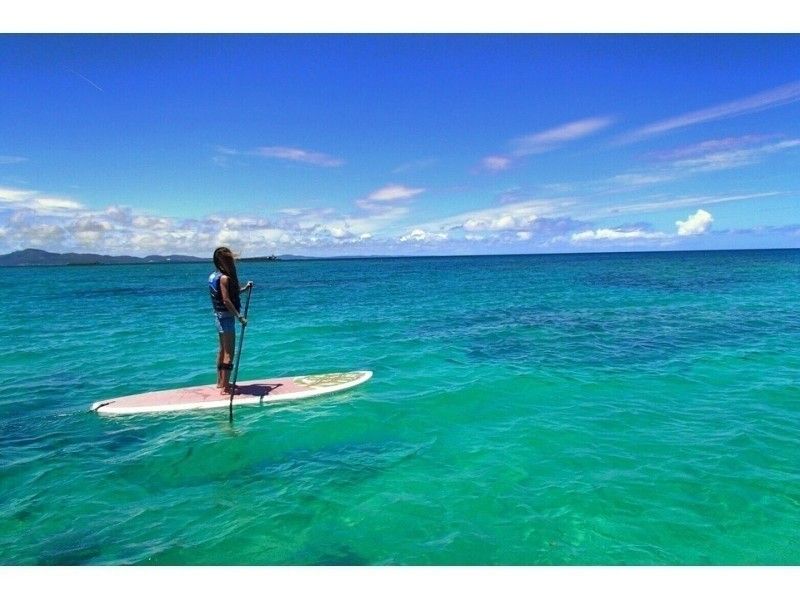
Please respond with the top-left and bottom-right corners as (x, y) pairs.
(91, 370), (372, 415)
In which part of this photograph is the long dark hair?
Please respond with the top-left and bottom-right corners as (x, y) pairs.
(213, 247), (240, 305)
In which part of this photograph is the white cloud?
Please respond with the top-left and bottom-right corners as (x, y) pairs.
(69, 217), (113, 233)
(479, 116), (612, 172)
(416, 198), (573, 234)
(591, 137), (800, 197)
(327, 226), (349, 239)
(366, 185), (424, 202)
(252, 146), (344, 167)
(216, 146), (344, 167)
(511, 116), (613, 156)
(356, 185), (424, 213)
(620, 80), (800, 143)
(670, 139), (800, 173)
(215, 227), (241, 246)
(102, 205), (134, 225)
(0, 187), (34, 204)
(24, 223), (66, 245)
(400, 228), (447, 243)
(392, 158), (437, 174)
(0, 187), (84, 215)
(650, 136), (772, 160)
(676, 209), (713, 236)
(568, 210), (712, 246)
(608, 173), (675, 187)
(272, 204), (406, 244)
(0, 181), (727, 257)
(481, 155), (512, 172)
(464, 212), (537, 232)
(211, 216), (272, 230)
(571, 228), (668, 242)
(583, 192), (780, 221)
(132, 215), (174, 230)
(396, 197), (587, 247)
(31, 198), (85, 214)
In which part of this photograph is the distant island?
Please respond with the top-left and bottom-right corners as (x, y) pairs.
(0, 248), (307, 267)
(240, 254), (311, 262)
(0, 248), (402, 266)
(0, 248), (205, 267)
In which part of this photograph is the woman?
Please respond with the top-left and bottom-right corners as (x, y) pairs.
(208, 247), (253, 394)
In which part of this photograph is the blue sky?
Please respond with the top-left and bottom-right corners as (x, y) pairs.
(1, 34), (799, 256)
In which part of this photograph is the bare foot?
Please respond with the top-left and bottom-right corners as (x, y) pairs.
(220, 385), (241, 395)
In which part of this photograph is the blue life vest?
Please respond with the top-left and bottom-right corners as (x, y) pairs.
(209, 271), (241, 312)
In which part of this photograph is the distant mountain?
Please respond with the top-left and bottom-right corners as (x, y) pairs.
(274, 254), (313, 260)
(240, 254), (315, 261)
(0, 248), (390, 266)
(0, 248), (207, 267)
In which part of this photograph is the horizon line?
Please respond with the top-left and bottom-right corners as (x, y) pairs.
(2, 245), (799, 266)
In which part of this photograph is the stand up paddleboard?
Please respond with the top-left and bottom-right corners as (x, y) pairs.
(91, 370), (372, 415)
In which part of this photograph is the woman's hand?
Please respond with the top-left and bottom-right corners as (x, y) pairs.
(238, 315), (248, 327)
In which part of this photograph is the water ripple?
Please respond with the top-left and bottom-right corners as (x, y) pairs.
(2, 252), (800, 564)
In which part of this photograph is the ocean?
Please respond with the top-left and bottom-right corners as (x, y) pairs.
(1, 250), (799, 565)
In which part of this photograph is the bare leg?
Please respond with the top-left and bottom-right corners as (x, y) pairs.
(220, 330), (236, 394)
(216, 333), (225, 388)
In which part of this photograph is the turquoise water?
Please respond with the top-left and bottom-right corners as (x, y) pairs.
(1, 250), (800, 565)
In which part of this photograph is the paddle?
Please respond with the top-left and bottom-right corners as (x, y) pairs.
(229, 282), (253, 423)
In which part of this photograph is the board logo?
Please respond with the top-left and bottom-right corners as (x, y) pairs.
(293, 372), (363, 387)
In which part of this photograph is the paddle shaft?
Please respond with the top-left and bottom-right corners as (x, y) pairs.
(229, 284), (253, 422)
